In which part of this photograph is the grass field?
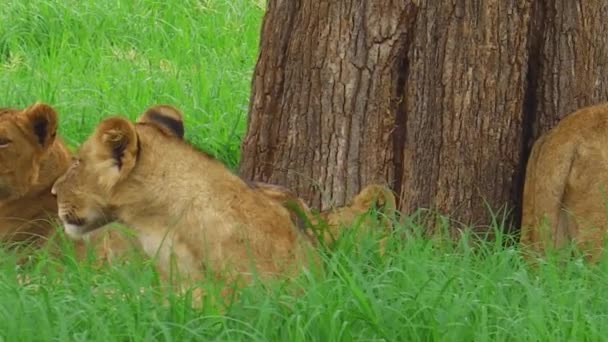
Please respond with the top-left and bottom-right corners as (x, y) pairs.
(2, 0), (608, 340)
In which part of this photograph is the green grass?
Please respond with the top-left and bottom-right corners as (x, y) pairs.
(2, 0), (608, 340)
(1, 0), (261, 167)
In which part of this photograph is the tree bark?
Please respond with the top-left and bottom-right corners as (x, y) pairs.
(397, 1), (531, 229)
(530, 2), (608, 136)
(239, 0), (608, 232)
(240, 0), (418, 209)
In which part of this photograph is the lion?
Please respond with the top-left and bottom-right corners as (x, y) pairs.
(0, 103), (86, 260)
(246, 181), (396, 250)
(313, 184), (396, 246)
(0, 102), (71, 246)
(50, 113), (320, 297)
(520, 102), (608, 262)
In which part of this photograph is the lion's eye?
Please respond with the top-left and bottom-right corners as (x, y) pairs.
(0, 138), (12, 148)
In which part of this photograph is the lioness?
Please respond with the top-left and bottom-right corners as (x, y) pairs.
(521, 102), (608, 262)
(51, 114), (319, 291)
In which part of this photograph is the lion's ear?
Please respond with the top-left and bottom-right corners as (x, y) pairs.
(136, 104), (184, 138)
(21, 102), (58, 149)
(95, 117), (138, 172)
(351, 184), (397, 214)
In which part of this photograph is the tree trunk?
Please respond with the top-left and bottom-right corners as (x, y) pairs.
(239, 0), (608, 232)
(530, 2), (608, 136)
(240, 0), (418, 209)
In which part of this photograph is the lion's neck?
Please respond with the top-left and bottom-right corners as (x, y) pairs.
(113, 135), (242, 232)
(109, 137), (240, 279)
(108, 131), (314, 280)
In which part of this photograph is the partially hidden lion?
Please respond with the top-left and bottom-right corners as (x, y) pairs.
(520, 102), (608, 262)
(246, 181), (396, 250)
(50, 112), (321, 296)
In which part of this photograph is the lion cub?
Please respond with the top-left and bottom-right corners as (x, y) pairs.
(0, 102), (71, 246)
(521, 102), (608, 262)
(51, 113), (319, 288)
(247, 181), (396, 248)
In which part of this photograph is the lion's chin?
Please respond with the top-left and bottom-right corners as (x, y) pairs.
(63, 223), (98, 240)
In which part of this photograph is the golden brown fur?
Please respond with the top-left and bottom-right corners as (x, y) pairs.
(244, 181), (315, 238)
(51, 113), (319, 293)
(247, 181), (396, 248)
(520, 102), (608, 262)
(315, 184), (396, 246)
(0, 102), (142, 264)
(63, 106), (185, 264)
(0, 103), (70, 245)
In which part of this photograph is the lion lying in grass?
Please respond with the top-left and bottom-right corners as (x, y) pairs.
(51, 113), (320, 290)
(51, 106), (396, 300)
(521, 102), (608, 262)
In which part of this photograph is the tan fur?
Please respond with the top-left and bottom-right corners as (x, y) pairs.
(0, 103), (70, 246)
(244, 181), (316, 239)
(51, 114), (320, 297)
(316, 184), (396, 246)
(130, 107), (393, 250)
(248, 182), (396, 249)
(131, 108), (394, 245)
(70, 225), (144, 266)
(520, 102), (608, 262)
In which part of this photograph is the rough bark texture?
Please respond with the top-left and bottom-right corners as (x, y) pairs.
(240, 0), (418, 209)
(239, 0), (608, 231)
(530, 2), (608, 136)
(399, 1), (531, 229)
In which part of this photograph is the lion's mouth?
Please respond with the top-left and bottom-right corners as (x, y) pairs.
(58, 211), (92, 238)
(64, 216), (86, 227)
(63, 223), (97, 239)
(61, 219), (102, 239)
(58, 208), (111, 239)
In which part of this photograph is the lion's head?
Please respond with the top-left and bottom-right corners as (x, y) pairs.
(0, 102), (58, 201)
(52, 105), (183, 238)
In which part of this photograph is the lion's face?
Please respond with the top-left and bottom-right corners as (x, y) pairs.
(51, 106), (184, 239)
(51, 155), (114, 238)
(0, 103), (58, 201)
(52, 116), (140, 239)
